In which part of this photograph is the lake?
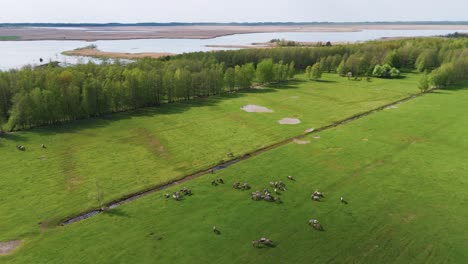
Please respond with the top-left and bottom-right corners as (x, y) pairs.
(1, 29), (467, 70)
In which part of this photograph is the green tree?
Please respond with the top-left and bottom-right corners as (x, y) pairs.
(418, 72), (430, 93)
(287, 61), (295, 79)
(256, 59), (275, 84)
(224, 67), (235, 91)
(305, 65), (312, 79)
(310, 63), (322, 80)
(415, 49), (438, 72)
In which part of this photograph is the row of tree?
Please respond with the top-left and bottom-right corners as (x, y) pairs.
(0, 59), (294, 130)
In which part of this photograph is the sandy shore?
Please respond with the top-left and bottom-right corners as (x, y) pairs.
(63, 48), (173, 59)
(1, 24), (468, 41)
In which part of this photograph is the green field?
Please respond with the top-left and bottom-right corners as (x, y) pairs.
(0, 73), (420, 243)
(3, 78), (467, 263)
(0, 36), (19, 41)
(13, 71), (468, 263)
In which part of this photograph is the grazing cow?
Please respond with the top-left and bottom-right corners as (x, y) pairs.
(252, 240), (260, 247)
(211, 180), (218, 186)
(172, 193), (180, 201)
(313, 191), (323, 197)
(251, 194), (262, 201)
(181, 187), (192, 195)
(164, 193), (170, 198)
(242, 183), (251, 190)
(312, 223), (324, 231)
(287, 175), (294, 181)
(216, 178), (224, 184)
(259, 238), (273, 245)
(312, 195), (321, 201)
(41, 144), (46, 148)
(308, 219), (319, 225)
(340, 196), (348, 204)
(233, 182), (241, 189)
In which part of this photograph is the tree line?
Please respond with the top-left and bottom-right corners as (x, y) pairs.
(0, 58), (294, 130)
(1, 36), (467, 131)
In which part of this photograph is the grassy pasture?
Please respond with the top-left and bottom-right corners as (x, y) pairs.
(0, 36), (19, 41)
(0, 73), (419, 244)
(3, 80), (467, 263)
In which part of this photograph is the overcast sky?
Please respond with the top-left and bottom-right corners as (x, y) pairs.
(1, 0), (467, 23)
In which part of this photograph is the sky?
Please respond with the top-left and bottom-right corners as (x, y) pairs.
(1, 0), (467, 23)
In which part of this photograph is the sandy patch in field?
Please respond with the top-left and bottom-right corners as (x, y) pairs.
(0, 240), (22, 255)
(278, 118), (301, 125)
(313, 135), (321, 139)
(305, 128), (315, 133)
(241, 105), (273, 113)
(293, 139), (311, 145)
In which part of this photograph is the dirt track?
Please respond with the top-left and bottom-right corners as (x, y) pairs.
(2, 24), (468, 41)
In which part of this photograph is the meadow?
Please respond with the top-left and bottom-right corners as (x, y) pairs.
(0, 73), (420, 244)
(3, 78), (467, 263)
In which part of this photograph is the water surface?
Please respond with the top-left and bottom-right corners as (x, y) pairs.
(1, 29), (466, 70)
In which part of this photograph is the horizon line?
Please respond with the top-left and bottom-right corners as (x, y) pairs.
(1, 21), (468, 26)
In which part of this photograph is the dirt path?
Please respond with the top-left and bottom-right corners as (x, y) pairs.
(60, 91), (429, 225)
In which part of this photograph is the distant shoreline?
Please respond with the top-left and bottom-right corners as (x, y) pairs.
(1, 24), (468, 41)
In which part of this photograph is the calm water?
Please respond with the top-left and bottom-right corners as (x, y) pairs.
(1, 29), (467, 70)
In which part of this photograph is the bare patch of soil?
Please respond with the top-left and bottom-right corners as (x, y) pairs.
(305, 128), (315, 133)
(278, 118), (301, 125)
(241, 105), (273, 113)
(0, 240), (22, 255)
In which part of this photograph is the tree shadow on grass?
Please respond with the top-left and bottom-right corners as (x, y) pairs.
(444, 81), (468, 91)
(268, 79), (306, 89)
(315, 79), (337, 83)
(0, 132), (31, 143)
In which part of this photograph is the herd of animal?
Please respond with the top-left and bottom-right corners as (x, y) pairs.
(166, 172), (348, 248)
(15, 144), (46, 151)
(164, 187), (192, 201)
(16, 143), (346, 248)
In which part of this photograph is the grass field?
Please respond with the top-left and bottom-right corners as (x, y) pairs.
(3, 79), (467, 263)
(0, 36), (19, 41)
(0, 73), (423, 253)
